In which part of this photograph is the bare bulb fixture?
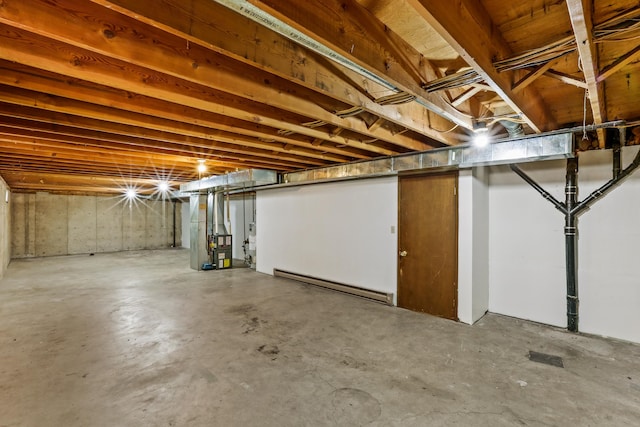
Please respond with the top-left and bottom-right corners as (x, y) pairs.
(473, 132), (490, 147)
(158, 181), (170, 192)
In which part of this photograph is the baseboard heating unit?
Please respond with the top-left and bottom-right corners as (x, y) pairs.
(273, 269), (393, 305)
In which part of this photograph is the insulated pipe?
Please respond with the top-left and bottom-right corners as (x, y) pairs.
(564, 157), (579, 332)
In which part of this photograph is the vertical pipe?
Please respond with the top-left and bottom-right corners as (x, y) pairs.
(172, 200), (176, 248)
(612, 142), (621, 179)
(565, 157), (579, 332)
(226, 191), (231, 235)
(214, 190), (219, 235)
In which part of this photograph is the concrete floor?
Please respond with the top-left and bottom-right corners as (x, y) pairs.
(0, 250), (639, 426)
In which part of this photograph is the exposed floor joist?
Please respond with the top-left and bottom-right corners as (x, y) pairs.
(0, 0), (638, 194)
(406, 0), (556, 133)
(566, 0), (607, 147)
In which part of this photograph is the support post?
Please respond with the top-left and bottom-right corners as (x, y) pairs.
(564, 157), (579, 332)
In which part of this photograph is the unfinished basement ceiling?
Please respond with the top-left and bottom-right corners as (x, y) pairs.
(0, 0), (639, 194)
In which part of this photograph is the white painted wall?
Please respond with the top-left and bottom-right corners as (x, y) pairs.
(489, 160), (569, 328)
(248, 150), (639, 344)
(256, 177), (398, 298)
(577, 147), (640, 343)
(458, 168), (490, 324)
(489, 146), (640, 343)
(229, 194), (256, 261)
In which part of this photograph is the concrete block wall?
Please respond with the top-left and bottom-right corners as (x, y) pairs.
(0, 176), (10, 278)
(11, 193), (181, 258)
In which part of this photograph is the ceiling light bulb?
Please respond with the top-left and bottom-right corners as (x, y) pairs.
(158, 181), (169, 192)
(473, 133), (490, 147)
(125, 188), (137, 199)
(197, 163), (206, 173)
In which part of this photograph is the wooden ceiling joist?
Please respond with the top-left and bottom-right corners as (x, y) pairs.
(0, 115), (318, 171)
(0, 89), (352, 166)
(0, 64), (371, 162)
(566, 0), (607, 147)
(406, 0), (556, 132)
(0, 0), (425, 154)
(0, 0), (638, 194)
(1, 170), (181, 195)
(598, 45), (640, 83)
(246, 0), (473, 130)
(0, 25), (400, 158)
(91, 0), (452, 146)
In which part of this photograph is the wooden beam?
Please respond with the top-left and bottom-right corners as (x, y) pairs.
(0, 28), (393, 158)
(598, 44), (640, 83)
(566, 0), (606, 147)
(0, 86), (349, 165)
(406, 0), (556, 132)
(0, 130), (294, 172)
(91, 0), (452, 146)
(0, 1), (418, 153)
(367, 117), (386, 132)
(247, 0), (473, 130)
(451, 87), (482, 107)
(0, 62), (369, 161)
(0, 109), (322, 170)
(0, 170), (183, 194)
(543, 70), (588, 89)
(512, 60), (559, 94)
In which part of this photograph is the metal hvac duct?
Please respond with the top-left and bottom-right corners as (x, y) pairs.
(180, 169), (278, 193)
(283, 132), (574, 184)
(499, 119), (525, 138)
(212, 0), (471, 129)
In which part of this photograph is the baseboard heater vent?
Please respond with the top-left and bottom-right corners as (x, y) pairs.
(273, 269), (393, 305)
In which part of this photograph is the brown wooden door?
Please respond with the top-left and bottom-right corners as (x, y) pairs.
(398, 172), (458, 320)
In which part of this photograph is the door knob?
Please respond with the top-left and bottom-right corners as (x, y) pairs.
(399, 250), (407, 257)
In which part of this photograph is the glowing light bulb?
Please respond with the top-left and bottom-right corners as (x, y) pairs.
(473, 132), (490, 147)
(158, 181), (170, 192)
(197, 163), (206, 173)
(125, 188), (137, 199)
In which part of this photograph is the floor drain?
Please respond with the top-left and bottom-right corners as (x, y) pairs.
(528, 351), (564, 368)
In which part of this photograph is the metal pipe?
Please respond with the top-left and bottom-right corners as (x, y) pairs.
(613, 130), (622, 178)
(226, 191), (231, 235)
(572, 147), (640, 216)
(512, 146), (640, 334)
(214, 189), (219, 235)
(499, 119), (525, 138)
(564, 157), (579, 332)
(509, 164), (567, 214)
(613, 145), (621, 179)
(172, 200), (176, 248)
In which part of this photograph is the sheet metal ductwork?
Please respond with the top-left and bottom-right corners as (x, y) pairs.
(500, 119), (525, 138)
